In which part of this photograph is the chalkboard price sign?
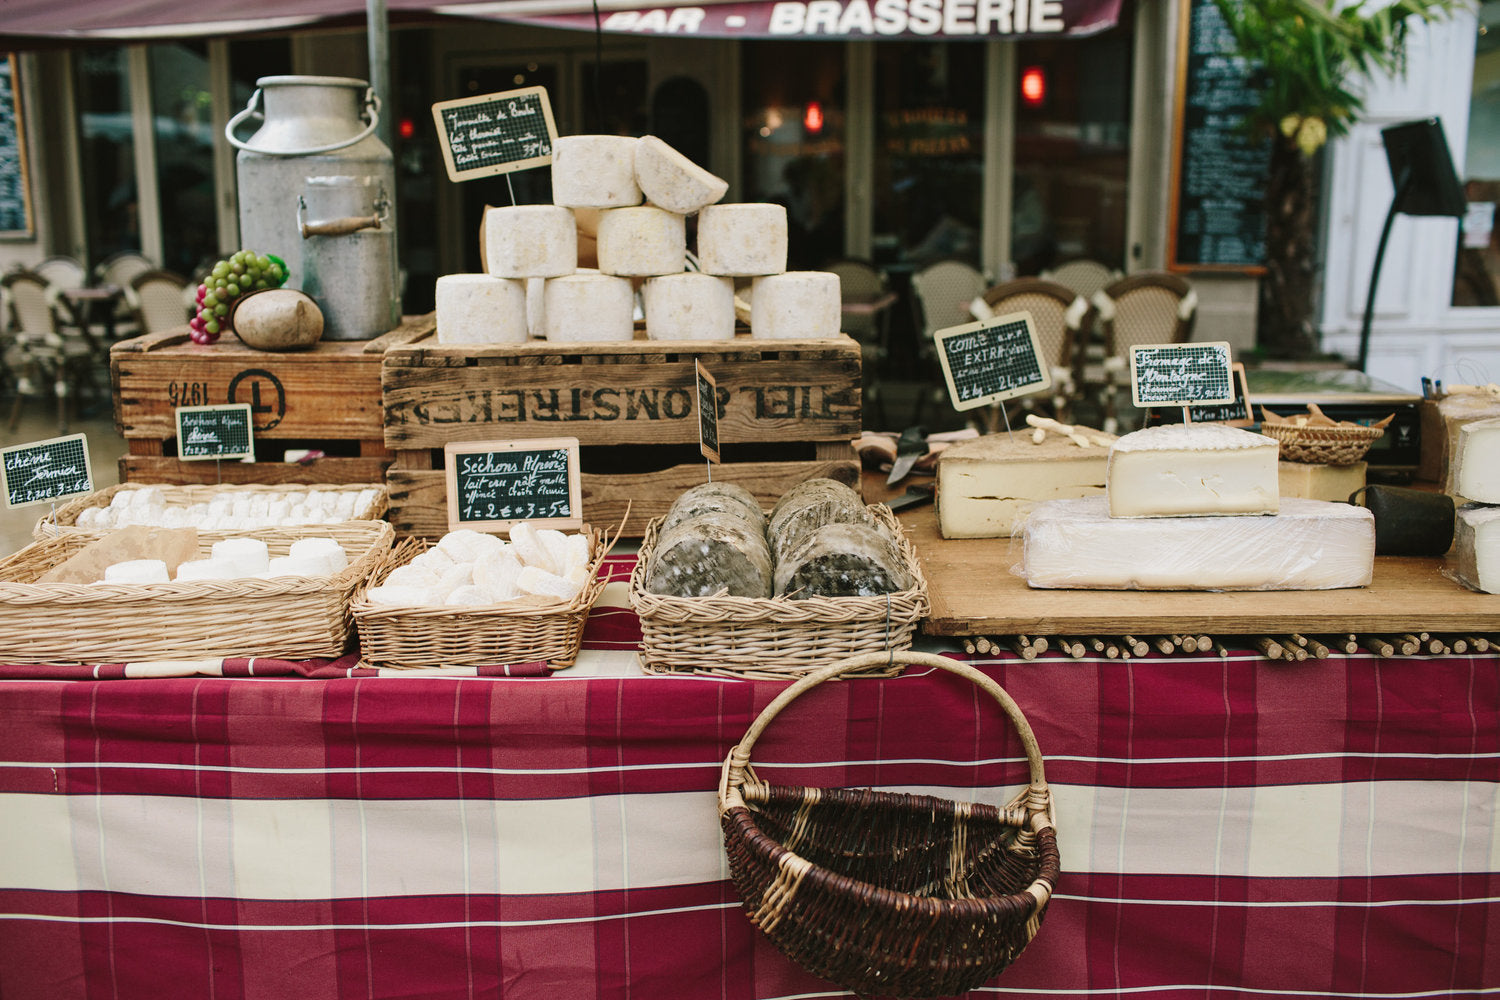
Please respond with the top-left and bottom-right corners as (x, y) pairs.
(432, 86), (559, 183)
(176, 404), (254, 461)
(934, 311), (1052, 412)
(1, 433), (93, 508)
(0, 55), (33, 238)
(443, 436), (582, 533)
(695, 360), (720, 464)
(1147, 362), (1253, 426)
(1130, 341), (1236, 408)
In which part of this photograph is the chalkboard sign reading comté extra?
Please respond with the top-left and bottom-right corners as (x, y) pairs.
(934, 312), (1051, 412)
(1, 433), (93, 508)
(432, 86), (559, 184)
(175, 404), (254, 462)
(444, 437), (582, 534)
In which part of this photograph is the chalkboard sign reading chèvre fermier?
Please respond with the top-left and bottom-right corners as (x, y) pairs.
(443, 437), (582, 534)
(431, 86), (559, 184)
(175, 404), (254, 462)
(934, 312), (1052, 412)
(1, 433), (93, 508)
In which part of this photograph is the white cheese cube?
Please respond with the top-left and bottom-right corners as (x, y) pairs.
(596, 206), (686, 277)
(1278, 460), (1366, 503)
(642, 273), (735, 341)
(484, 205), (578, 278)
(542, 273), (635, 343)
(1107, 424), (1279, 518)
(633, 135), (728, 215)
(551, 135), (642, 208)
(749, 271), (841, 340)
(1448, 416), (1500, 503)
(1454, 503), (1500, 593)
(435, 274), (528, 345)
(696, 204), (787, 276)
(936, 431), (1110, 539)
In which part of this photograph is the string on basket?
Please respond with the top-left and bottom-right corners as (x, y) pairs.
(884, 592), (893, 668)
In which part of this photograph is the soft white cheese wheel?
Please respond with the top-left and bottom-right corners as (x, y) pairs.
(264, 556), (324, 578)
(643, 273), (735, 341)
(484, 205), (578, 278)
(750, 271), (841, 340)
(288, 537), (349, 574)
(210, 537), (270, 576)
(542, 273), (635, 343)
(697, 204), (788, 276)
(174, 558), (238, 581)
(596, 206), (686, 277)
(103, 559), (170, 584)
(633, 135), (728, 215)
(435, 274), (528, 345)
(551, 135), (642, 208)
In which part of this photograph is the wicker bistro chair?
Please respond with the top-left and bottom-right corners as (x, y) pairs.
(125, 269), (191, 334)
(825, 258), (898, 428)
(973, 277), (1090, 430)
(1041, 257), (1120, 301)
(0, 269), (102, 433)
(1091, 271), (1198, 433)
(719, 651), (1059, 998)
(93, 251), (157, 341)
(33, 255), (88, 291)
(910, 258), (988, 423)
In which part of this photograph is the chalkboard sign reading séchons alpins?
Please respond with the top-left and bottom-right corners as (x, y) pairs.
(443, 437), (582, 534)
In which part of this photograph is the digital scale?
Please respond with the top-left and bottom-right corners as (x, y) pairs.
(1243, 368), (1423, 475)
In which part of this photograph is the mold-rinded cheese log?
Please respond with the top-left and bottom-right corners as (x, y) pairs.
(643, 273), (735, 341)
(596, 206), (686, 277)
(542, 273), (635, 343)
(551, 135), (641, 208)
(1107, 424), (1279, 517)
(634, 135), (729, 215)
(661, 481), (766, 535)
(484, 205), (577, 278)
(645, 511), (774, 598)
(435, 274), (528, 345)
(749, 271), (841, 340)
(1278, 460), (1366, 503)
(1454, 503), (1500, 593)
(768, 477), (874, 564)
(696, 204), (788, 276)
(1021, 496), (1375, 591)
(774, 521), (914, 598)
(936, 431), (1109, 539)
(1447, 416), (1500, 503)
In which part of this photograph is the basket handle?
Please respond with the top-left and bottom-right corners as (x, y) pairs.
(719, 650), (1052, 830)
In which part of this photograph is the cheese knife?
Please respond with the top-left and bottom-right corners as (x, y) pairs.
(886, 425), (927, 485)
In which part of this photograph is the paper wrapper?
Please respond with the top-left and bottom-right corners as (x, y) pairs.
(37, 526), (200, 583)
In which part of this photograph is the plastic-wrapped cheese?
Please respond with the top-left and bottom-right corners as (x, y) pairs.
(484, 205), (578, 278)
(661, 481), (766, 535)
(646, 512), (773, 598)
(551, 135), (642, 208)
(633, 135), (728, 215)
(768, 478), (873, 565)
(1107, 424), (1279, 517)
(696, 204), (787, 276)
(643, 273), (735, 341)
(749, 271), (841, 340)
(596, 206), (686, 277)
(1447, 416), (1500, 503)
(435, 274), (528, 345)
(542, 273), (635, 342)
(774, 521), (913, 599)
(1453, 503), (1500, 593)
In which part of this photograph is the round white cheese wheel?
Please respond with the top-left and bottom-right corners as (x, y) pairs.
(542, 273), (635, 343)
(435, 274), (527, 345)
(750, 271), (841, 340)
(484, 205), (577, 278)
(210, 537), (270, 576)
(103, 559), (170, 584)
(642, 273), (735, 341)
(634, 135), (729, 215)
(288, 537), (349, 574)
(696, 204), (788, 277)
(174, 558), (238, 581)
(596, 206), (686, 277)
(551, 135), (642, 208)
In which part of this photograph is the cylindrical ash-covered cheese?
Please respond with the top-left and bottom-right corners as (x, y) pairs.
(643, 273), (735, 341)
(646, 511), (774, 598)
(696, 203), (787, 276)
(542, 272), (635, 343)
(750, 271), (841, 340)
(485, 205), (577, 278)
(774, 521), (914, 599)
(596, 206), (686, 277)
(551, 135), (642, 208)
(768, 477), (875, 565)
(435, 274), (528, 345)
(660, 481), (766, 536)
(634, 135), (729, 215)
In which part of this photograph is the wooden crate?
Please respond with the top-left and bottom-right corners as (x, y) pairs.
(382, 331), (863, 536)
(111, 316), (431, 485)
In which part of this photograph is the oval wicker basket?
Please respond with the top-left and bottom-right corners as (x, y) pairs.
(1261, 422), (1384, 465)
(718, 651), (1059, 998)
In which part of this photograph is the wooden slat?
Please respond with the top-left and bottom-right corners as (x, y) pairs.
(120, 455), (394, 487)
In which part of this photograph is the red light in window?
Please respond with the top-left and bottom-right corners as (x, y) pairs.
(1020, 66), (1046, 107)
(398, 117), (415, 139)
(804, 101), (824, 135)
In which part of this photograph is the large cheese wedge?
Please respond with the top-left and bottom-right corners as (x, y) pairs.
(937, 431), (1109, 538)
(643, 273), (735, 341)
(542, 273), (634, 343)
(696, 204), (787, 276)
(596, 206), (686, 277)
(551, 135), (641, 208)
(1453, 503), (1500, 594)
(484, 205), (577, 278)
(1108, 423), (1279, 517)
(749, 271), (840, 339)
(1021, 496), (1374, 591)
(1278, 460), (1365, 503)
(1447, 416), (1500, 503)
(634, 135), (728, 214)
(435, 274), (527, 345)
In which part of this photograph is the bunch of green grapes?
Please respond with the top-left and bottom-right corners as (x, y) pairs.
(189, 251), (288, 344)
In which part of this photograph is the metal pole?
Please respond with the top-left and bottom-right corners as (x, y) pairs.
(366, 0), (392, 150)
(1356, 167), (1412, 373)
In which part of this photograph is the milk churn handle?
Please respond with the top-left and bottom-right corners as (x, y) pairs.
(225, 87), (383, 156)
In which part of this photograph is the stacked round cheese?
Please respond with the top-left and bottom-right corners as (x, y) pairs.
(364, 522), (593, 607)
(74, 487), (381, 532)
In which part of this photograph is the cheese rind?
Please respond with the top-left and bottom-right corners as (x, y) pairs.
(696, 204), (788, 276)
(1278, 460), (1366, 503)
(1448, 416), (1500, 503)
(937, 432), (1109, 539)
(643, 273), (735, 341)
(484, 205), (577, 278)
(541, 273), (635, 343)
(1108, 424), (1279, 517)
(1021, 496), (1374, 591)
(550, 135), (642, 208)
(596, 206), (686, 277)
(749, 271), (840, 340)
(633, 135), (729, 215)
(1454, 503), (1500, 593)
(435, 274), (528, 345)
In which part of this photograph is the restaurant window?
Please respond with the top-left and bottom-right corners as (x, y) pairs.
(75, 49), (138, 263)
(1452, 1), (1500, 307)
(148, 41), (217, 277)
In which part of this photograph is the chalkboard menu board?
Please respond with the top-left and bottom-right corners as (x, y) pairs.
(1130, 342), (1236, 407)
(1147, 362), (1252, 426)
(0, 54), (33, 238)
(176, 404), (254, 461)
(695, 360), (720, 464)
(1168, 0), (1269, 272)
(443, 436), (582, 533)
(432, 86), (558, 183)
(1, 433), (92, 508)
(934, 312), (1051, 412)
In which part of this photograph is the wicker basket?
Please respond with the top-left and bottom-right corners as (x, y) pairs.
(1261, 422), (1384, 465)
(629, 505), (930, 679)
(719, 651), (1059, 998)
(351, 524), (617, 670)
(0, 520), (394, 663)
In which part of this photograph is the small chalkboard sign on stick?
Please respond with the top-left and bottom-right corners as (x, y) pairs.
(934, 311), (1052, 412)
(1129, 341), (1235, 409)
(695, 360), (720, 465)
(1, 433), (93, 508)
(432, 86), (558, 183)
(1147, 362), (1253, 426)
(175, 404), (254, 462)
(444, 436), (582, 534)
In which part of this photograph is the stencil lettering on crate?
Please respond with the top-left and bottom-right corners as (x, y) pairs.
(226, 369), (287, 431)
(394, 384), (860, 425)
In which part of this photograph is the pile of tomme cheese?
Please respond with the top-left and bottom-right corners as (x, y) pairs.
(436, 134), (841, 344)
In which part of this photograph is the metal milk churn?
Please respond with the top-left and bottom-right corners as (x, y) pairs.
(226, 75), (399, 339)
(296, 175), (401, 340)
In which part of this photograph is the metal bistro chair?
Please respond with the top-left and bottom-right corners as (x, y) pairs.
(1092, 271), (1198, 433)
(973, 277), (1089, 431)
(910, 257), (987, 424)
(93, 251), (158, 341)
(125, 269), (192, 335)
(825, 258), (898, 428)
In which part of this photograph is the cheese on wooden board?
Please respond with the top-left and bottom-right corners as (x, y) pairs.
(936, 431), (1109, 539)
(596, 206), (686, 277)
(774, 521), (913, 598)
(1021, 496), (1375, 591)
(542, 273), (635, 343)
(1447, 416), (1500, 503)
(633, 135), (729, 215)
(550, 135), (642, 208)
(646, 512), (774, 598)
(1107, 424), (1279, 517)
(696, 204), (788, 276)
(1278, 460), (1366, 503)
(642, 273), (735, 341)
(484, 205), (577, 278)
(1453, 503), (1500, 593)
(435, 274), (528, 345)
(749, 271), (841, 340)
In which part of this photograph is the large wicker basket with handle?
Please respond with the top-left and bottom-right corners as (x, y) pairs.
(718, 650), (1059, 998)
